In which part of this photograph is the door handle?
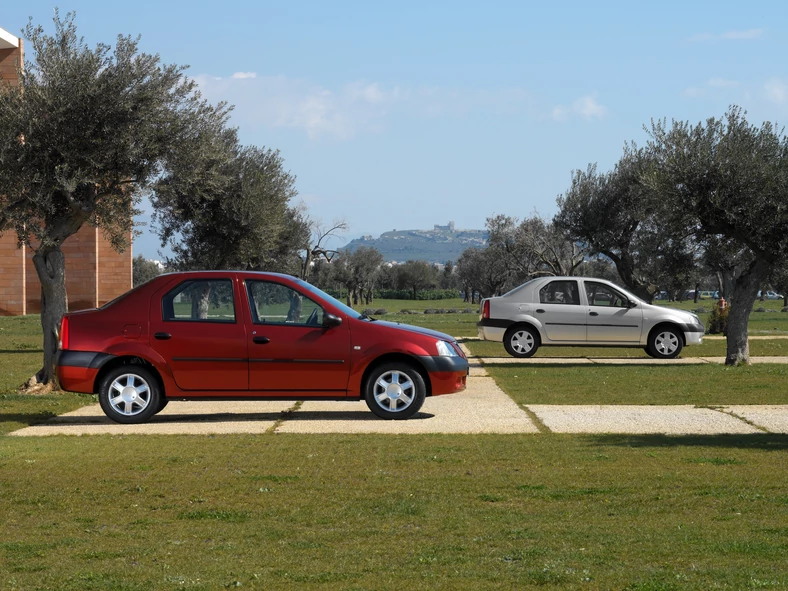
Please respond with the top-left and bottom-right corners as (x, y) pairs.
(536, 309), (545, 313)
(589, 312), (599, 316)
(253, 336), (270, 344)
(154, 332), (171, 340)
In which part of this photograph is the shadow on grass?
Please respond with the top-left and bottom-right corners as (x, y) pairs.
(0, 411), (57, 427)
(0, 349), (44, 354)
(591, 433), (788, 450)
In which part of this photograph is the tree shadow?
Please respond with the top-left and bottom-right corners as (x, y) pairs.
(590, 433), (788, 451)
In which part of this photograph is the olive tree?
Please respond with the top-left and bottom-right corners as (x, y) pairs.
(646, 106), (788, 365)
(0, 12), (228, 387)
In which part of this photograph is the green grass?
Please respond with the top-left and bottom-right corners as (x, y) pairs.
(477, 363), (788, 405)
(1, 434), (788, 590)
(465, 338), (788, 359)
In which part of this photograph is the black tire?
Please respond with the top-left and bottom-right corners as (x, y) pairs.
(364, 362), (426, 420)
(98, 366), (161, 424)
(155, 398), (169, 414)
(646, 325), (684, 359)
(503, 325), (540, 358)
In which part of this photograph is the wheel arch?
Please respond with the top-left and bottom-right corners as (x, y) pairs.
(93, 356), (166, 396)
(647, 321), (686, 346)
(360, 353), (432, 397)
(505, 320), (543, 344)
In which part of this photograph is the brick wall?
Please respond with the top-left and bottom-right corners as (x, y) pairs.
(0, 232), (25, 315)
(0, 228), (132, 315)
(0, 39), (23, 87)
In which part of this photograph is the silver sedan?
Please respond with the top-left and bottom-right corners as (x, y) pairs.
(478, 277), (704, 359)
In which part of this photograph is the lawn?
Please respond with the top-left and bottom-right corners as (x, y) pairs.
(1, 433), (788, 590)
(2, 305), (788, 589)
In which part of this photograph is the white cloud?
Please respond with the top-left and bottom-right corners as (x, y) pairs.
(192, 74), (533, 140)
(551, 94), (607, 122)
(707, 78), (739, 88)
(684, 78), (740, 98)
(690, 28), (764, 42)
(765, 78), (788, 104)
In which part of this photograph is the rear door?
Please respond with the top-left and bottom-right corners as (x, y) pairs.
(534, 279), (586, 342)
(583, 281), (643, 343)
(149, 276), (248, 391)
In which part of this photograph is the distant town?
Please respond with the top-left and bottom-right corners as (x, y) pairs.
(348, 222), (488, 263)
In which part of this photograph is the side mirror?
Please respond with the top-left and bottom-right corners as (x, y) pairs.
(323, 313), (343, 328)
(628, 300), (638, 309)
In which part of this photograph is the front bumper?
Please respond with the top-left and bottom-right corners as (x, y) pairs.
(417, 355), (469, 395)
(681, 323), (705, 346)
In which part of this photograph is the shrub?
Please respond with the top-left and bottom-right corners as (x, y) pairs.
(707, 300), (729, 335)
(374, 308), (387, 315)
(376, 289), (460, 300)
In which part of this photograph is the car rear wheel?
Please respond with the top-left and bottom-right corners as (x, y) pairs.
(98, 366), (161, 424)
(646, 326), (683, 359)
(364, 363), (426, 420)
(503, 325), (540, 358)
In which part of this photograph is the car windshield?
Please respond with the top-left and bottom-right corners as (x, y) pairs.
(295, 279), (363, 320)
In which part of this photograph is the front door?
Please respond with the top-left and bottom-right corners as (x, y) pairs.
(245, 279), (351, 393)
(150, 277), (249, 391)
(535, 279), (586, 342)
(583, 281), (643, 343)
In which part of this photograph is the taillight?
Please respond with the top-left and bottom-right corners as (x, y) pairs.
(58, 316), (69, 350)
(482, 299), (490, 319)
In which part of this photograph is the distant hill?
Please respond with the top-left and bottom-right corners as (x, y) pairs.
(346, 223), (488, 263)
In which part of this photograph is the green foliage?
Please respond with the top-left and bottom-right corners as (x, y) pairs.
(707, 299), (730, 335)
(153, 134), (308, 272)
(376, 288), (458, 300)
(131, 255), (162, 287)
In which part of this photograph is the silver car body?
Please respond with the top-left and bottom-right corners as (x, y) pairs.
(478, 277), (704, 351)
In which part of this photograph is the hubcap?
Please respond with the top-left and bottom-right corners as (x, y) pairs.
(109, 374), (151, 416)
(373, 370), (415, 413)
(510, 331), (534, 354)
(654, 331), (679, 355)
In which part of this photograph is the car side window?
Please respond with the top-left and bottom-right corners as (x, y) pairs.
(246, 281), (324, 326)
(162, 279), (236, 322)
(585, 282), (628, 308)
(539, 280), (580, 305)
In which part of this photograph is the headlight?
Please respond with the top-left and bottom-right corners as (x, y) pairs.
(436, 340), (458, 357)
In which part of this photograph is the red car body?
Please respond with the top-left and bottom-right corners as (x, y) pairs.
(56, 271), (468, 423)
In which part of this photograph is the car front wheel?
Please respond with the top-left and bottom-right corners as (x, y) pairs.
(503, 325), (540, 358)
(364, 363), (426, 420)
(646, 326), (683, 359)
(98, 366), (161, 424)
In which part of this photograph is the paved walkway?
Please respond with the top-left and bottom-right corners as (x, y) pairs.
(9, 351), (788, 437)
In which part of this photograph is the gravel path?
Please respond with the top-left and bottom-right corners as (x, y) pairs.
(9, 351), (788, 436)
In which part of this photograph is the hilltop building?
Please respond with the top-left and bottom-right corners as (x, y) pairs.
(0, 25), (132, 315)
(434, 221), (455, 232)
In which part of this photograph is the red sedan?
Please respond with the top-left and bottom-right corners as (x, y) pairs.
(56, 271), (468, 423)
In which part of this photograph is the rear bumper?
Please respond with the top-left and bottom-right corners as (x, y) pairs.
(55, 351), (115, 393)
(417, 355), (469, 395)
(477, 318), (511, 342)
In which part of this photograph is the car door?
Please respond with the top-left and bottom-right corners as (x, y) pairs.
(149, 276), (249, 391)
(583, 281), (643, 343)
(534, 279), (586, 342)
(245, 279), (351, 393)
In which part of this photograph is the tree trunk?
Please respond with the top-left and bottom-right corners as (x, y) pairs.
(32, 246), (68, 387)
(725, 259), (765, 366)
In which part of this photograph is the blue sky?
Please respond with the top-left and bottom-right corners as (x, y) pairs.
(5, 1), (788, 259)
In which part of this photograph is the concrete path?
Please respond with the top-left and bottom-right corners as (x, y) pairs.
(9, 351), (788, 437)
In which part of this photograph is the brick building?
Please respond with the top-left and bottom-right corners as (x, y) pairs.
(0, 26), (132, 316)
